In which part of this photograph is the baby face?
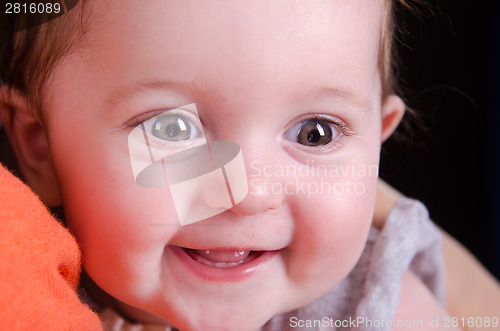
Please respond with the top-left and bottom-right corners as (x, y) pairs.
(43, 0), (391, 329)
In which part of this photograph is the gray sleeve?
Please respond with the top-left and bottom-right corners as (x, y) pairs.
(354, 197), (445, 330)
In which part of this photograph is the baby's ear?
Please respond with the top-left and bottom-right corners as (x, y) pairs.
(0, 86), (61, 206)
(381, 94), (405, 142)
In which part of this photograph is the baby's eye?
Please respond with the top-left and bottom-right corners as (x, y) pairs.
(284, 118), (340, 146)
(151, 114), (196, 141)
(141, 110), (203, 142)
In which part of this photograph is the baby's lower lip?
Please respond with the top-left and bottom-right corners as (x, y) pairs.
(169, 245), (279, 282)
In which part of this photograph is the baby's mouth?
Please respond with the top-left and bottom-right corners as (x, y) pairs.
(183, 248), (262, 268)
(169, 245), (280, 281)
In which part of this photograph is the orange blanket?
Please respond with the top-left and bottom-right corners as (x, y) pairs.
(0, 164), (102, 330)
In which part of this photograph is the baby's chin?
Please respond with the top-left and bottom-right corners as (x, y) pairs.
(117, 298), (281, 331)
(115, 277), (343, 331)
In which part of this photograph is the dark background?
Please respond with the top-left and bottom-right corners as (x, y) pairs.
(380, 0), (500, 279)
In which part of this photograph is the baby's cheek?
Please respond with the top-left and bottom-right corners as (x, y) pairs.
(64, 167), (180, 280)
(94, 186), (178, 244)
(286, 170), (376, 286)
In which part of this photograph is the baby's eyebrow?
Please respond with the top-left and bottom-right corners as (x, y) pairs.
(295, 85), (374, 112)
(105, 80), (194, 106)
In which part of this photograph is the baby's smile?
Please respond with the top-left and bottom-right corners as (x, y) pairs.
(186, 249), (263, 267)
(170, 245), (280, 281)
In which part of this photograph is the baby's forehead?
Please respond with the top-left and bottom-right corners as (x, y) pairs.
(38, 0), (390, 130)
(76, 0), (385, 93)
(87, 0), (386, 50)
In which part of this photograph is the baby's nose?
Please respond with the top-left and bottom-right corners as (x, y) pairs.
(227, 156), (286, 218)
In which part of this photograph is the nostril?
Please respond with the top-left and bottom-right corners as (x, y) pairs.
(227, 183), (284, 218)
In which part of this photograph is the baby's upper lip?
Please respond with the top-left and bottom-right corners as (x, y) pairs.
(169, 227), (292, 253)
(172, 244), (284, 252)
(168, 208), (294, 251)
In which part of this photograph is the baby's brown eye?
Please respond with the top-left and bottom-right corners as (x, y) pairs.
(152, 114), (191, 141)
(284, 119), (338, 146)
(297, 120), (332, 146)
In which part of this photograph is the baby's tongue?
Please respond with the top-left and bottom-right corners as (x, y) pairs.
(194, 249), (251, 263)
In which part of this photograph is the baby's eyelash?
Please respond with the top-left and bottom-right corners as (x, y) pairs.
(126, 108), (206, 151)
(127, 109), (176, 128)
(308, 115), (355, 136)
(281, 113), (355, 151)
